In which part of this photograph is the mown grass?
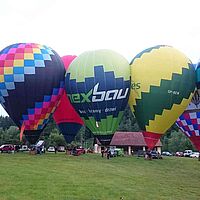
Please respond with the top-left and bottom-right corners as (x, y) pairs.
(0, 152), (199, 200)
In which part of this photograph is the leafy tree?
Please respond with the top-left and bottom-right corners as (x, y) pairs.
(161, 130), (194, 152)
(46, 128), (66, 147)
(0, 128), (5, 145)
(0, 116), (15, 130)
(0, 126), (20, 145)
(42, 116), (57, 138)
(0, 109), (198, 152)
(5, 126), (20, 144)
(118, 106), (140, 132)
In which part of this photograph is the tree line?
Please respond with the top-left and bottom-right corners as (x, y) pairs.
(0, 107), (195, 152)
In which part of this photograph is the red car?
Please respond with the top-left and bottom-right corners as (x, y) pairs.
(71, 147), (85, 156)
(0, 144), (15, 153)
(175, 151), (183, 157)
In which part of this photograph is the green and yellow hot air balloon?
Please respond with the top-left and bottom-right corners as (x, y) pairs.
(65, 49), (130, 146)
(129, 45), (195, 150)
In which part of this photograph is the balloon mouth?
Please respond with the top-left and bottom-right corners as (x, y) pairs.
(96, 135), (113, 147)
(24, 130), (42, 145)
(142, 131), (162, 150)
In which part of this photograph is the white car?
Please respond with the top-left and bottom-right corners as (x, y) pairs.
(19, 145), (28, 152)
(162, 151), (172, 156)
(183, 150), (193, 157)
(190, 152), (199, 158)
(47, 146), (55, 152)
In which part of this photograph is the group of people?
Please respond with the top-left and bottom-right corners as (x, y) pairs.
(145, 149), (162, 160)
(101, 148), (111, 159)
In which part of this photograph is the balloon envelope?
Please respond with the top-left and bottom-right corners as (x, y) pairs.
(176, 63), (200, 151)
(53, 55), (84, 143)
(129, 45), (195, 149)
(24, 129), (44, 144)
(65, 49), (130, 146)
(0, 43), (65, 144)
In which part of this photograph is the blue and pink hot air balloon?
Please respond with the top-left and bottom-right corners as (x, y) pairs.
(0, 43), (65, 144)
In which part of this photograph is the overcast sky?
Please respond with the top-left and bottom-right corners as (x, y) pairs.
(0, 0), (200, 116)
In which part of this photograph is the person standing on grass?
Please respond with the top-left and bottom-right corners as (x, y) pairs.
(55, 146), (57, 154)
(101, 149), (104, 157)
(145, 149), (152, 160)
(107, 148), (111, 159)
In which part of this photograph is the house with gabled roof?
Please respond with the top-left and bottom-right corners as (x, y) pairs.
(94, 131), (162, 155)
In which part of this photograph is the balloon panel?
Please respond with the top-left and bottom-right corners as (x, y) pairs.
(53, 55), (83, 126)
(61, 55), (77, 70)
(53, 55), (83, 143)
(57, 122), (82, 143)
(0, 43), (65, 131)
(53, 92), (84, 125)
(129, 45), (195, 135)
(142, 131), (162, 150)
(66, 50), (130, 136)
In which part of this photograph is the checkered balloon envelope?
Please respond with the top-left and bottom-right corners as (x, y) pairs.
(176, 89), (200, 151)
(0, 43), (65, 143)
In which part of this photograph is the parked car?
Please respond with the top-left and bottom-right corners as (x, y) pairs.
(71, 147), (85, 156)
(19, 145), (28, 152)
(162, 151), (172, 156)
(114, 148), (124, 157)
(137, 150), (146, 157)
(0, 144), (15, 153)
(190, 152), (200, 158)
(58, 146), (65, 152)
(150, 150), (162, 159)
(175, 151), (184, 157)
(47, 146), (55, 152)
(14, 145), (21, 152)
(183, 150), (193, 157)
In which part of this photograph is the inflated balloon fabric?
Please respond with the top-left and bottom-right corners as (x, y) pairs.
(0, 43), (65, 133)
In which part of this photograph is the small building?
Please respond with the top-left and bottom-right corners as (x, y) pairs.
(94, 132), (162, 155)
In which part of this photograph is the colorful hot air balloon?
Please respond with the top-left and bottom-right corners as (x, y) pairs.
(176, 63), (200, 153)
(65, 49), (130, 146)
(129, 45), (195, 150)
(53, 55), (84, 143)
(0, 43), (65, 144)
(176, 89), (200, 152)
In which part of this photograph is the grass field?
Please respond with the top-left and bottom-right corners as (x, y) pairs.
(0, 152), (199, 200)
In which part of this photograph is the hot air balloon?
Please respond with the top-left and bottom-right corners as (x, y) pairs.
(0, 43), (65, 144)
(65, 49), (130, 146)
(53, 55), (84, 143)
(129, 45), (195, 150)
(176, 89), (200, 152)
(176, 62), (200, 155)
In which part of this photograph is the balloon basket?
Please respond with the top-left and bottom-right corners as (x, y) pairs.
(29, 150), (37, 155)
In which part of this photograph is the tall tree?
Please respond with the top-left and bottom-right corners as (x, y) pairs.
(0, 116), (15, 130)
(161, 130), (194, 152)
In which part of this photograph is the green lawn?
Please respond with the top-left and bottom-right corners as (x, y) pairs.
(0, 153), (199, 200)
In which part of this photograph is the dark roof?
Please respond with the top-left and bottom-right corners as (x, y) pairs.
(110, 132), (162, 147)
